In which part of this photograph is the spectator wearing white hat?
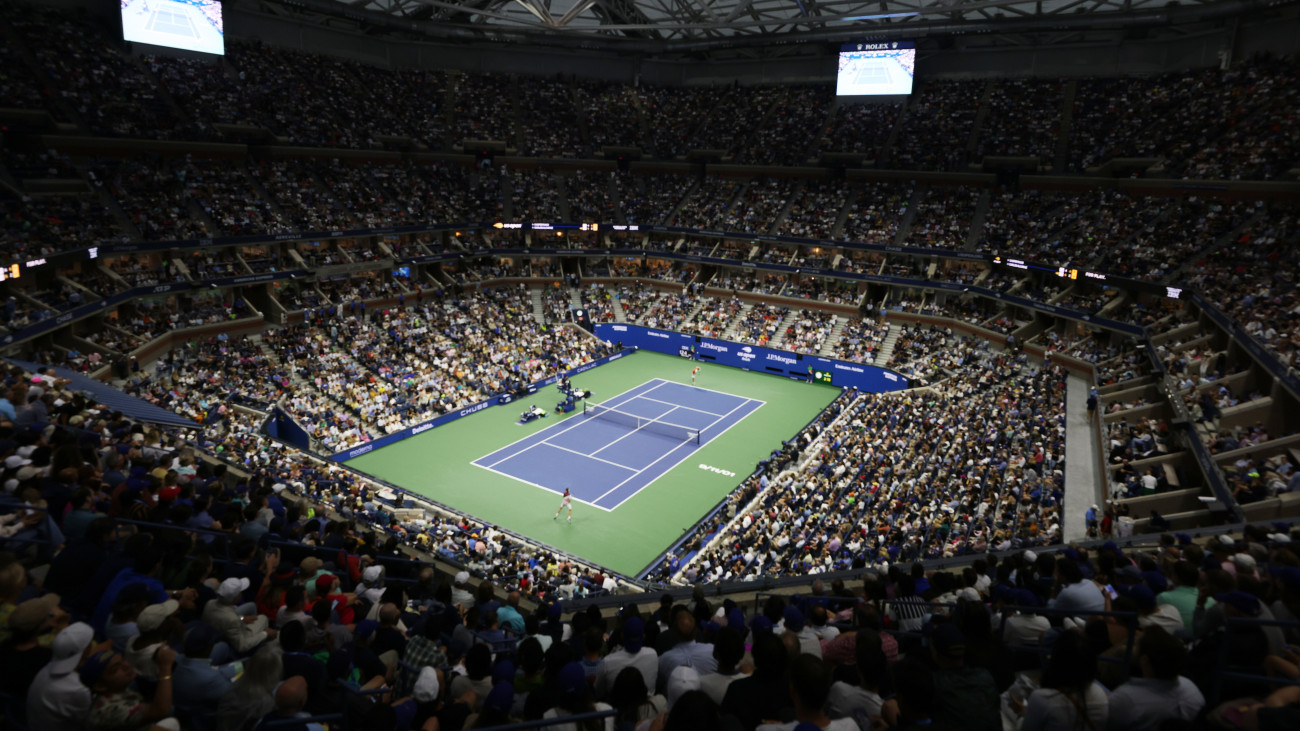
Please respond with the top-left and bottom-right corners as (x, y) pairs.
(451, 570), (475, 610)
(125, 599), (181, 680)
(358, 563), (386, 605)
(202, 577), (276, 654)
(26, 622), (101, 731)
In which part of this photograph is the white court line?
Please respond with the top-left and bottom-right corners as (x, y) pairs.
(479, 411), (591, 469)
(594, 397), (761, 507)
(589, 405), (684, 460)
(472, 459), (615, 513)
(634, 395), (727, 418)
(543, 441), (640, 472)
(477, 379), (667, 469)
(604, 396), (765, 511)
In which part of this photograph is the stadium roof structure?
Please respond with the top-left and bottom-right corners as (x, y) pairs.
(251, 0), (1297, 58)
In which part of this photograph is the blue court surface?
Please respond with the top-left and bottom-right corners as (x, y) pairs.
(472, 379), (763, 511)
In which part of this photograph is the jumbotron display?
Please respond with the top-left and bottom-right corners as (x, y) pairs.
(121, 0), (225, 56)
(836, 40), (916, 96)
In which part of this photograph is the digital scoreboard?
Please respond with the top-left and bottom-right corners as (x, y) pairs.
(837, 41), (917, 96)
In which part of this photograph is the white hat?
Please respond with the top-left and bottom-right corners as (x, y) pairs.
(217, 577), (251, 602)
(1218, 535), (1236, 547)
(362, 565), (383, 583)
(1232, 553), (1257, 571)
(454, 571), (470, 585)
(413, 666), (440, 702)
(1023, 550), (1038, 563)
(4, 455), (31, 470)
(49, 622), (96, 675)
(666, 666), (701, 708)
(136, 600), (179, 632)
(14, 466), (38, 482)
(1268, 533), (1292, 543)
(272, 483), (287, 494)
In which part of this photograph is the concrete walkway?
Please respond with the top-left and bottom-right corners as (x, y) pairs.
(1063, 374), (1103, 543)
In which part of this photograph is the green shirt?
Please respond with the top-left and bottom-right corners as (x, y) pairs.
(1158, 585), (1198, 628)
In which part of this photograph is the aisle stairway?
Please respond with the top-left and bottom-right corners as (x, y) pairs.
(767, 309), (800, 349)
(721, 303), (754, 340)
(530, 287), (546, 325)
(819, 315), (850, 358)
(875, 326), (903, 366)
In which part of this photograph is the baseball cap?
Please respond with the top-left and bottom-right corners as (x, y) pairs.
(1270, 566), (1300, 592)
(1115, 564), (1143, 581)
(49, 622), (96, 675)
(484, 681), (514, 714)
(136, 600), (179, 633)
(783, 605), (805, 631)
(1214, 590), (1261, 616)
(413, 666), (440, 702)
(354, 619), (379, 642)
(4, 455), (31, 469)
(622, 616), (645, 653)
(1232, 553), (1258, 572)
(666, 666), (701, 708)
(558, 661), (587, 700)
(1011, 589), (1040, 608)
(931, 623), (966, 658)
(315, 574), (338, 595)
(79, 650), (118, 689)
(491, 660), (516, 686)
(217, 577), (251, 602)
(183, 623), (223, 656)
(8, 594), (62, 633)
(454, 571), (470, 585)
(1119, 584), (1156, 612)
(362, 565), (383, 583)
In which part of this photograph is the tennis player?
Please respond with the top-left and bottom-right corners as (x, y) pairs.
(553, 487), (573, 523)
(691, 366), (700, 385)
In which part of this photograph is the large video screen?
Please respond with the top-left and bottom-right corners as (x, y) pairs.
(836, 41), (916, 96)
(121, 0), (225, 56)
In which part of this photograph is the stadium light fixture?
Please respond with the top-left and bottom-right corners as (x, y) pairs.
(837, 12), (922, 21)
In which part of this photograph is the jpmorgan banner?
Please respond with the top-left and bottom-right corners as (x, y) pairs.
(594, 323), (908, 393)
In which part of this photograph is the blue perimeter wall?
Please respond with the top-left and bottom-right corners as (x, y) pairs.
(329, 350), (630, 462)
(593, 323), (909, 393)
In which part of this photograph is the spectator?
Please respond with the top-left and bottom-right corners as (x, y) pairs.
(172, 623), (238, 709)
(80, 646), (179, 731)
(928, 623), (999, 731)
(25, 622), (98, 731)
(1106, 626), (1204, 731)
(1019, 630), (1108, 731)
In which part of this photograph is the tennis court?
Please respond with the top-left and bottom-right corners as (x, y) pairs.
(472, 379), (763, 511)
(344, 350), (840, 575)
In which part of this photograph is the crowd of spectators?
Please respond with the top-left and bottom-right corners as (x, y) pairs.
(731, 304), (790, 348)
(975, 78), (1064, 165)
(686, 349), (1068, 581)
(907, 186), (982, 251)
(780, 310), (838, 355)
(832, 317), (890, 364)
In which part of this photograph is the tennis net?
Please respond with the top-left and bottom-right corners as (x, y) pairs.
(582, 402), (701, 443)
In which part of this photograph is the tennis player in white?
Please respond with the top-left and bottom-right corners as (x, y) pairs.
(553, 487), (573, 523)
